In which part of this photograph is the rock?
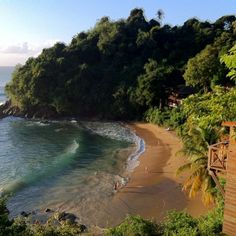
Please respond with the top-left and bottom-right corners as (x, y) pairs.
(79, 224), (87, 232)
(63, 213), (77, 223)
(21, 211), (30, 217)
(54, 211), (77, 224)
(44, 208), (52, 213)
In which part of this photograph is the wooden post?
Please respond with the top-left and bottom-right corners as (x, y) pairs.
(222, 122), (236, 236)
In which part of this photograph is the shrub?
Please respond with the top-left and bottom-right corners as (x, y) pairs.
(106, 215), (161, 236)
(161, 211), (198, 236)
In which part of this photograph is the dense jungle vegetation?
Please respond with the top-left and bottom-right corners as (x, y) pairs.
(5, 9), (236, 120)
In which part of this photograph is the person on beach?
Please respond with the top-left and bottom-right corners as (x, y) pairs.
(114, 181), (120, 191)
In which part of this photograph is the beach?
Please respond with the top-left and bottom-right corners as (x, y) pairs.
(108, 123), (211, 224)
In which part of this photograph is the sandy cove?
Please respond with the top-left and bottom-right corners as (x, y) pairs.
(105, 123), (211, 225)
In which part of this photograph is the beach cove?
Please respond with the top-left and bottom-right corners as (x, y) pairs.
(99, 123), (211, 227)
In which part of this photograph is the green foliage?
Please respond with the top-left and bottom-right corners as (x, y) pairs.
(221, 44), (236, 81)
(0, 194), (225, 236)
(106, 215), (161, 236)
(0, 197), (86, 236)
(132, 59), (173, 109)
(181, 87), (236, 131)
(197, 187), (225, 236)
(145, 106), (186, 130)
(162, 211), (198, 236)
(146, 86), (235, 203)
(27, 221), (85, 236)
(176, 87), (235, 203)
(184, 45), (222, 92)
(5, 9), (236, 119)
(0, 197), (13, 235)
(107, 197), (225, 236)
(145, 107), (171, 126)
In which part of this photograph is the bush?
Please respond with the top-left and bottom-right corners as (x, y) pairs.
(161, 211), (198, 236)
(106, 215), (161, 236)
(197, 189), (224, 236)
(145, 107), (171, 126)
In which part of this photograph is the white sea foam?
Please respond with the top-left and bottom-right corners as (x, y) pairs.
(66, 140), (79, 154)
(82, 121), (145, 173)
(126, 134), (145, 172)
(70, 119), (77, 123)
(82, 121), (136, 142)
(25, 121), (50, 127)
(35, 121), (50, 126)
(55, 128), (64, 132)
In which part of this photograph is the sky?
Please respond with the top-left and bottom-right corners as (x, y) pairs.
(0, 0), (235, 66)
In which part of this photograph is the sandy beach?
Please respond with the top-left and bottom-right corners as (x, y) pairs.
(106, 123), (211, 225)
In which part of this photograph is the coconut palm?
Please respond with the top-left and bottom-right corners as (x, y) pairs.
(177, 125), (224, 205)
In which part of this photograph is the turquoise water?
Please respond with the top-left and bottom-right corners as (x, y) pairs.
(0, 117), (137, 225)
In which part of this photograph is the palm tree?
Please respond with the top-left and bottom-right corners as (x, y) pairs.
(177, 125), (224, 205)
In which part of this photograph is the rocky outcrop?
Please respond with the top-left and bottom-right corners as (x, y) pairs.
(0, 101), (22, 119)
(0, 100), (58, 120)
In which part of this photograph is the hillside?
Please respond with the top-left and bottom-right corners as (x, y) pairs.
(4, 9), (236, 119)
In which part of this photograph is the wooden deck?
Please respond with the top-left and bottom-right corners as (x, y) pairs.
(220, 122), (236, 236)
(223, 141), (236, 235)
(207, 122), (236, 235)
(208, 141), (228, 172)
(208, 141), (229, 196)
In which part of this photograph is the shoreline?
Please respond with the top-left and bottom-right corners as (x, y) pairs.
(106, 122), (211, 225)
(0, 118), (211, 227)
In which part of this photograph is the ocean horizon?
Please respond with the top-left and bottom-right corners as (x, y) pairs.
(0, 66), (14, 104)
(0, 66), (15, 87)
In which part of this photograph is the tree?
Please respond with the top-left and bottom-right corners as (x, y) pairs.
(175, 87), (236, 204)
(5, 9), (235, 119)
(183, 45), (221, 92)
(221, 44), (236, 82)
(132, 59), (172, 110)
(177, 126), (223, 205)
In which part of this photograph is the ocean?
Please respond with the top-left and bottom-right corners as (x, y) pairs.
(0, 68), (144, 226)
(0, 86), (5, 105)
(0, 66), (15, 104)
(1, 118), (140, 225)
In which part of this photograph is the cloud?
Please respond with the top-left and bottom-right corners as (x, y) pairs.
(1, 42), (31, 54)
(0, 40), (62, 66)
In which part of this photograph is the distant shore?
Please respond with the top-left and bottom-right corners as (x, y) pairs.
(106, 123), (211, 225)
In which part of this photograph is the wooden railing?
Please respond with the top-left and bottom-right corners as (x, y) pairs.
(208, 141), (229, 172)
(208, 141), (229, 197)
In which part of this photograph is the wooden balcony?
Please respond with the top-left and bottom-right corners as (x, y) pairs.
(208, 141), (229, 173)
(207, 141), (229, 197)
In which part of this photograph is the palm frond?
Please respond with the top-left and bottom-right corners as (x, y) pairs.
(176, 162), (192, 176)
(189, 175), (202, 198)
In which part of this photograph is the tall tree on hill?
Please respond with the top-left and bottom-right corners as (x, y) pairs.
(184, 45), (221, 92)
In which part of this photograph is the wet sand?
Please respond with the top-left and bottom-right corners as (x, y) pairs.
(108, 123), (211, 225)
